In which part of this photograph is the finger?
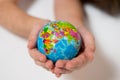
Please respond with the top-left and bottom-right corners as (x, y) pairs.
(82, 50), (94, 62)
(65, 53), (86, 70)
(45, 60), (54, 70)
(29, 48), (47, 62)
(56, 73), (62, 78)
(28, 25), (41, 49)
(54, 67), (66, 74)
(65, 50), (94, 71)
(34, 60), (49, 71)
(55, 60), (69, 68)
(54, 67), (72, 75)
(35, 60), (45, 66)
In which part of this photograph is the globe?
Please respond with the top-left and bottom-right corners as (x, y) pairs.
(37, 21), (82, 62)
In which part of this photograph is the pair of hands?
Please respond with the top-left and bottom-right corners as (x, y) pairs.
(27, 20), (95, 77)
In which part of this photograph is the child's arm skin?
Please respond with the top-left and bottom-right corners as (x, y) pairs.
(0, 0), (49, 38)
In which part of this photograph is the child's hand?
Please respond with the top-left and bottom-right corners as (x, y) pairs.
(27, 20), (54, 71)
(53, 21), (96, 77)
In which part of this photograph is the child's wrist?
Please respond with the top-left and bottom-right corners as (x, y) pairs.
(27, 18), (50, 38)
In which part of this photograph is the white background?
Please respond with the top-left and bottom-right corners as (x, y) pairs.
(0, 0), (120, 80)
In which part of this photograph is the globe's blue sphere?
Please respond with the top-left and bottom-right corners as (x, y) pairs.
(37, 21), (82, 62)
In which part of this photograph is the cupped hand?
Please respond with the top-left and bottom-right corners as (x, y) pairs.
(53, 21), (96, 77)
(27, 20), (54, 71)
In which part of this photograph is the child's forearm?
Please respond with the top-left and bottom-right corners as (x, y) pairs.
(55, 0), (84, 27)
(0, 1), (43, 38)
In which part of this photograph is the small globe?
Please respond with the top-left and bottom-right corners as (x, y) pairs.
(37, 21), (82, 62)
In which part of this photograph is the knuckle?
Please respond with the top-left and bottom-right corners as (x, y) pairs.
(29, 49), (40, 60)
(55, 68), (63, 74)
(45, 61), (52, 69)
(49, 61), (53, 68)
(85, 53), (94, 61)
(34, 61), (40, 66)
(66, 63), (74, 70)
(90, 47), (96, 53)
(56, 60), (63, 67)
(40, 55), (46, 62)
